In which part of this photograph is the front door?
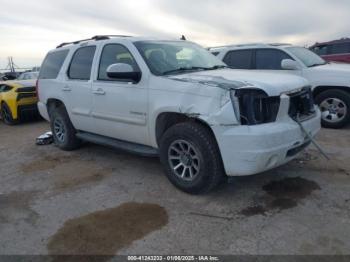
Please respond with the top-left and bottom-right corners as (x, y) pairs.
(91, 43), (149, 145)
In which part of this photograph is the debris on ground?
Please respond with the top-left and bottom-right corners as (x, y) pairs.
(36, 131), (53, 145)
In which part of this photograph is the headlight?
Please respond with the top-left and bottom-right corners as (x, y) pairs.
(232, 88), (280, 125)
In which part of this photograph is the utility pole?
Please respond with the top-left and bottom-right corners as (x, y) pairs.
(5, 57), (19, 73)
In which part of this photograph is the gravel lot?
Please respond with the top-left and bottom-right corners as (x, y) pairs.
(0, 120), (349, 255)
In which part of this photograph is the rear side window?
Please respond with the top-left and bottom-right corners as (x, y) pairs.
(329, 43), (350, 55)
(98, 44), (139, 81)
(255, 49), (291, 70)
(223, 50), (253, 69)
(39, 50), (69, 79)
(68, 46), (96, 80)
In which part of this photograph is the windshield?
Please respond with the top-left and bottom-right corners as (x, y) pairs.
(286, 46), (326, 67)
(134, 41), (226, 76)
(18, 72), (39, 80)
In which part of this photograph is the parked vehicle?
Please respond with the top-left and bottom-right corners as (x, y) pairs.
(17, 72), (39, 81)
(210, 43), (350, 128)
(0, 72), (18, 81)
(310, 38), (350, 64)
(0, 80), (38, 125)
(37, 36), (320, 194)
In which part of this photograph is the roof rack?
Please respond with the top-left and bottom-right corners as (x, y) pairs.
(56, 35), (132, 48)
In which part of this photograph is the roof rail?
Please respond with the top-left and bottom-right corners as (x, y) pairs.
(268, 43), (292, 46)
(56, 35), (132, 48)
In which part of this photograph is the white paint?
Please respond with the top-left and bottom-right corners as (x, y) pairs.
(38, 37), (321, 177)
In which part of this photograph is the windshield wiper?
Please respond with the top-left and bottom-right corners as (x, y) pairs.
(205, 65), (228, 70)
(163, 65), (227, 75)
(308, 62), (327, 67)
(162, 67), (209, 75)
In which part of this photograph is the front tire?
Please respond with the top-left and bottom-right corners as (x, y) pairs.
(159, 122), (225, 194)
(1, 102), (18, 125)
(50, 105), (81, 151)
(315, 89), (350, 129)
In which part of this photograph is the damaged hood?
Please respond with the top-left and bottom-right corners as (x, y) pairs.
(167, 69), (309, 96)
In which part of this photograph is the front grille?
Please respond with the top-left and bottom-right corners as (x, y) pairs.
(288, 87), (315, 121)
(235, 89), (280, 125)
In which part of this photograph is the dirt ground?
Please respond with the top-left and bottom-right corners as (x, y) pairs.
(0, 120), (349, 255)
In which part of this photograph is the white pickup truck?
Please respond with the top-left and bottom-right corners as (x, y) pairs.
(37, 36), (321, 194)
(210, 43), (350, 128)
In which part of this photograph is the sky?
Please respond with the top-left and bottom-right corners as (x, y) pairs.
(0, 0), (349, 69)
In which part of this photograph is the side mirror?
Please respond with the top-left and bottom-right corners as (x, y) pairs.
(106, 63), (141, 82)
(281, 59), (301, 70)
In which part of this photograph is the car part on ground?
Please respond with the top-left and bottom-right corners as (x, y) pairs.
(36, 131), (53, 145)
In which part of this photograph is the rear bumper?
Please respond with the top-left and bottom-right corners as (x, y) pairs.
(37, 101), (50, 121)
(212, 108), (321, 176)
(17, 104), (39, 119)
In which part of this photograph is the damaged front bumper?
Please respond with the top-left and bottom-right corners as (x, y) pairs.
(212, 107), (321, 176)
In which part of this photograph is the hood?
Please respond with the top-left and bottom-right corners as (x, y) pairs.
(167, 69), (309, 96)
(309, 62), (350, 74)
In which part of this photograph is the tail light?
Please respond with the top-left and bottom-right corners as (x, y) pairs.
(234, 88), (280, 125)
(35, 79), (39, 100)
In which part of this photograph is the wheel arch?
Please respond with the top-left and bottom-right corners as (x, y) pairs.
(46, 98), (66, 117)
(154, 111), (216, 148)
(313, 86), (350, 98)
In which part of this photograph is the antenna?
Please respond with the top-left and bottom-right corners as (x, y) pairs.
(180, 35), (186, 41)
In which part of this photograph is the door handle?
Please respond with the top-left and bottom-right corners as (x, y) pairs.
(62, 85), (72, 92)
(93, 88), (106, 95)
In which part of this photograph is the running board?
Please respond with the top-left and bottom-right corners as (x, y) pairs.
(76, 132), (158, 157)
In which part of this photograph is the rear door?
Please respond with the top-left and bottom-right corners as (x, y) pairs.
(63, 45), (97, 133)
(91, 42), (149, 145)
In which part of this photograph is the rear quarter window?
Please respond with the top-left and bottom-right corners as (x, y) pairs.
(39, 50), (69, 79)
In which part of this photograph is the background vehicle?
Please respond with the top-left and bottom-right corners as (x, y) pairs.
(0, 72), (19, 81)
(210, 43), (350, 128)
(37, 36), (320, 194)
(310, 38), (350, 64)
(0, 80), (38, 125)
(17, 71), (39, 80)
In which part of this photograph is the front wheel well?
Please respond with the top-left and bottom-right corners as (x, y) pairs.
(155, 112), (215, 147)
(313, 86), (350, 98)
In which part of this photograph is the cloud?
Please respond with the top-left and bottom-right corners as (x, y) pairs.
(0, 0), (349, 68)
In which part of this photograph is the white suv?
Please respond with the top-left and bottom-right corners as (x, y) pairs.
(37, 36), (321, 194)
(210, 43), (350, 128)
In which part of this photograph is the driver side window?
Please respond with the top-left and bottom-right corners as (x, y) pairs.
(98, 44), (139, 81)
(255, 49), (292, 70)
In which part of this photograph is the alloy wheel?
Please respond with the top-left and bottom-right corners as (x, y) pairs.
(168, 140), (201, 182)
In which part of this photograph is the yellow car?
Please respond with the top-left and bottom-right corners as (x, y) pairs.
(0, 80), (38, 125)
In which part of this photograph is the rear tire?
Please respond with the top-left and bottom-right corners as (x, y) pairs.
(159, 122), (225, 194)
(1, 102), (18, 125)
(50, 105), (81, 151)
(315, 89), (350, 129)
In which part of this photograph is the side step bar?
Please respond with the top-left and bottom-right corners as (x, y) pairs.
(76, 132), (158, 157)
